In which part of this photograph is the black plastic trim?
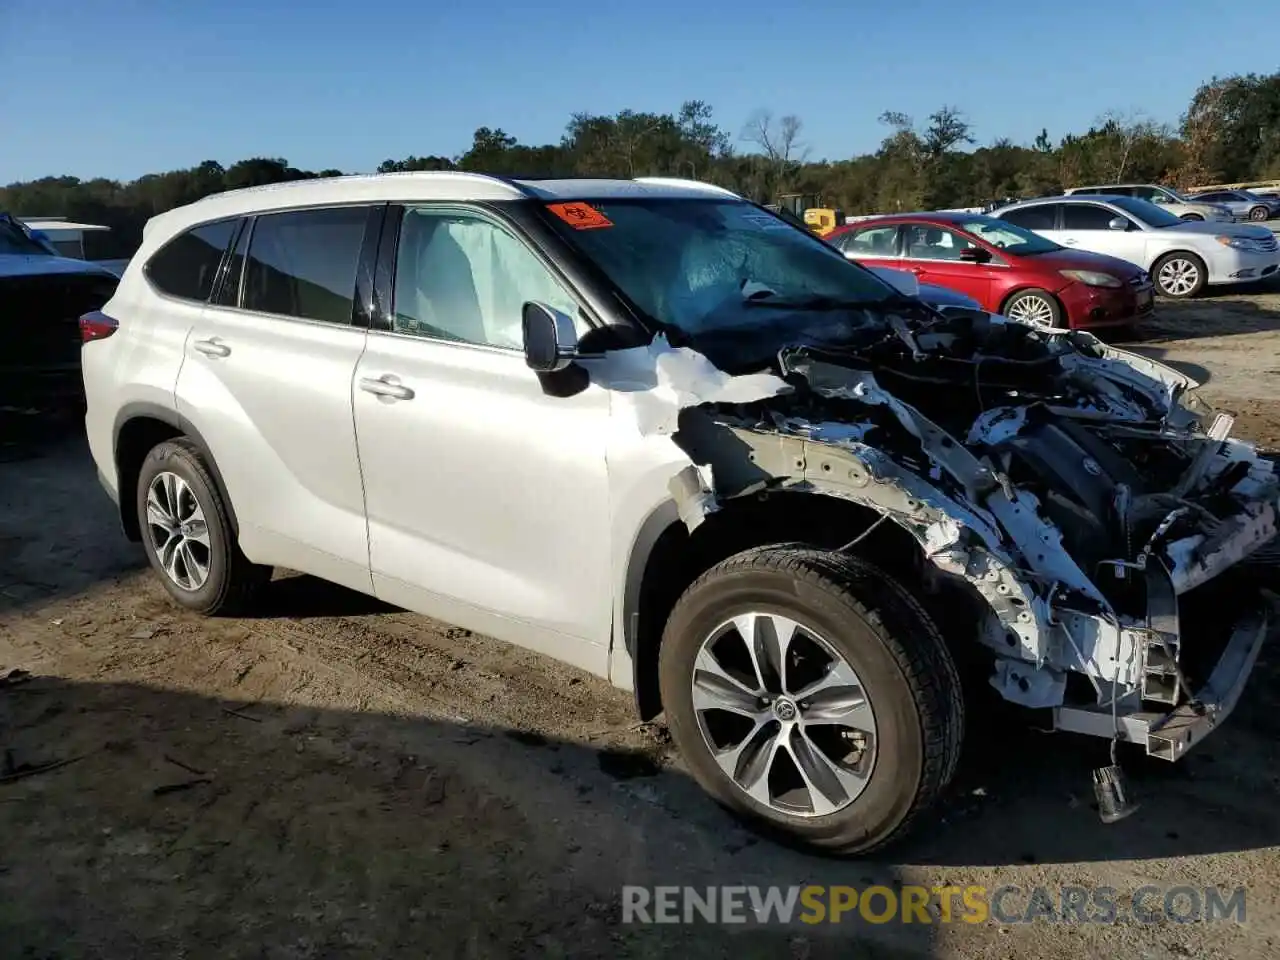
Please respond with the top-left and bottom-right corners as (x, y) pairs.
(112, 402), (241, 537)
(351, 204), (387, 329)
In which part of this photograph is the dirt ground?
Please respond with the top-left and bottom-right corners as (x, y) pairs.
(3, 288), (1280, 960)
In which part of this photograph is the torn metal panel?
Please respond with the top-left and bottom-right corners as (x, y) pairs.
(623, 298), (1277, 736)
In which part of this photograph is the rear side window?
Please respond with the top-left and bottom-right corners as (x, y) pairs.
(1001, 206), (1058, 230)
(838, 224), (899, 257)
(241, 207), (369, 324)
(145, 218), (238, 302)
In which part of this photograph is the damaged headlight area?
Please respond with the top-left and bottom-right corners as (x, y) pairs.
(663, 308), (1278, 762)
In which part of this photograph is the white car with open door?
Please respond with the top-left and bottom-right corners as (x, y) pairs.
(990, 194), (1280, 297)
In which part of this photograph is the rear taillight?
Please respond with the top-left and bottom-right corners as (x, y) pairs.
(79, 310), (119, 343)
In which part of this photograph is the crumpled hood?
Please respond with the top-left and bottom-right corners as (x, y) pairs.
(0, 254), (119, 280)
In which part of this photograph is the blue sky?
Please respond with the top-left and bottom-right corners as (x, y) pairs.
(1, 0), (1274, 183)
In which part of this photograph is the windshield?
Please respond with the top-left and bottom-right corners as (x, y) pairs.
(0, 218), (51, 256)
(538, 198), (898, 337)
(1107, 195), (1183, 228)
(954, 216), (1062, 255)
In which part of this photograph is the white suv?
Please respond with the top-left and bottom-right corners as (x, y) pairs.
(84, 173), (1278, 854)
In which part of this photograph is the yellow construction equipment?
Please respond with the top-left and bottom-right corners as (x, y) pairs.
(776, 193), (844, 237)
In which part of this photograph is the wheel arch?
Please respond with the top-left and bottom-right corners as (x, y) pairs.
(112, 403), (239, 542)
(998, 285), (1065, 318)
(625, 492), (927, 721)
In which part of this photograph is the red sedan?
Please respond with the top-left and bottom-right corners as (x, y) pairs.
(826, 212), (1155, 329)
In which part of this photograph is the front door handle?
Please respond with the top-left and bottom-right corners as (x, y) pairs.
(909, 266), (926, 275)
(193, 337), (231, 358)
(359, 375), (415, 401)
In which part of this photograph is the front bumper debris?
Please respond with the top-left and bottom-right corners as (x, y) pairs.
(1054, 594), (1274, 761)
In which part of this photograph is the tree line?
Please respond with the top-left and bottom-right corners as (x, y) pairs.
(5, 71), (1280, 258)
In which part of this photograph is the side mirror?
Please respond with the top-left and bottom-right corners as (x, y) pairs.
(958, 247), (993, 263)
(1107, 217), (1129, 231)
(30, 229), (51, 244)
(522, 301), (578, 373)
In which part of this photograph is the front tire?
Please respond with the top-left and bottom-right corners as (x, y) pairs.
(658, 546), (964, 855)
(136, 438), (270, 615)
(1179, 213), (1204, 222)
(1153, 251), (1207, 298)
(1002, 288), (1064, 327)
(1249, 206), (1269, 222)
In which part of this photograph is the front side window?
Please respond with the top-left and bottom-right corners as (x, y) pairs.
(393, 208), (579, 349)
(241, 206), (368, 324)
(1063, 204), (1124, 230)
(145, 218), (238, 302)
(838, 224), (899, 258)
(539, 198), (896, 337)
(1106, 196), (1182, 228)
(904, 225), (977, 261)
(956, 216), (1061, 255)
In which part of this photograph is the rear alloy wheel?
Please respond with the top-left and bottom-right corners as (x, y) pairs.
(1003, 288), (1063, 327)
(1249, 206), (1270, 222)
(659, 547), (964, 855)
(1153, 252), (1207, 298)
(136, 439), (271, 615)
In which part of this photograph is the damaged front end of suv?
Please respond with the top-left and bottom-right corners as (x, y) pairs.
(661, 306), (1278, 768)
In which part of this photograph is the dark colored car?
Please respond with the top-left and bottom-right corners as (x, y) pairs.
(1, 213), (118, 407)
(827, 212), (1155, 329)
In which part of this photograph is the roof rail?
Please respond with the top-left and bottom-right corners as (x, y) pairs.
(192, 170), (528, 204)
(632, 176), (742, 199)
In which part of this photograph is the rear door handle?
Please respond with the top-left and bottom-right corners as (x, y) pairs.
(909, 266), (926, 275)
(193, 337), (231, 358)
(359, 375), (415, 401)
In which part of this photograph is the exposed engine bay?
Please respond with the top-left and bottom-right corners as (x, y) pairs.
(650, 306), (1279, 761)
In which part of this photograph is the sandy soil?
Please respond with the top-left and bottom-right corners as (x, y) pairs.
(3, 288), (1280, 959)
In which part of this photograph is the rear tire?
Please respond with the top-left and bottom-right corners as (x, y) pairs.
(658, 546), (964, 855)
(135, 438), (270, 615)
(1152, 251), (1207, 298)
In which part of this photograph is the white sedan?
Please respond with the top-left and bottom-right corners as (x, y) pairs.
(990, 194), (1280, 297)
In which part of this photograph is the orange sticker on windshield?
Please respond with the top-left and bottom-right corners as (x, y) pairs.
(547, 202), (613, 230)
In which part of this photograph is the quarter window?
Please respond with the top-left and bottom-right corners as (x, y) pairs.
(145, 218), (238, 302)
(392, 208), (579, 349)
(241, 207), (369, 324)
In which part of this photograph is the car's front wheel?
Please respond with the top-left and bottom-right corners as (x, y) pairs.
(136, 438), (270, 615)
(1002, 288), (1063, 327)
(1249, 206), (1270, 222)
(1179, 213), (1204, 222)
(1153, 251), (1207, 298)
(658, 546), (964, 855)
